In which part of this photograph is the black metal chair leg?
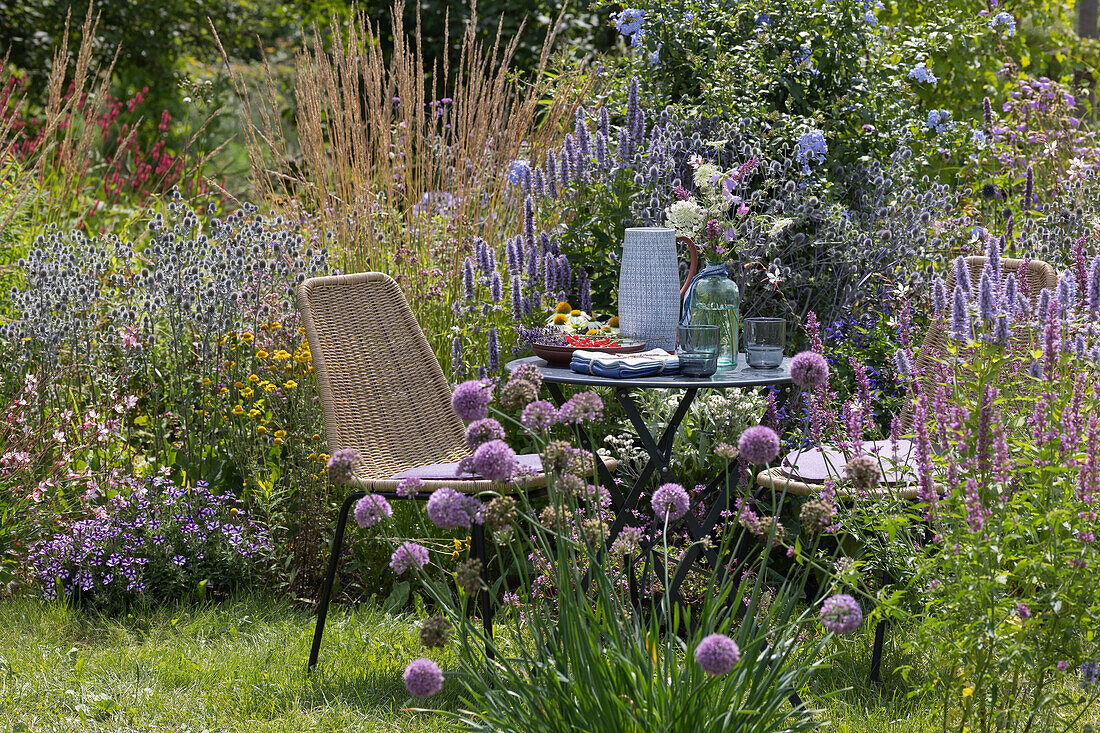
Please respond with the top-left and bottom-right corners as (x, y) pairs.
(308, 490), (366, 671)
(868, 617), (888, 684)
(472, 523), (496, 660)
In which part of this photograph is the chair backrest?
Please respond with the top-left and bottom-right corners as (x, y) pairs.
(900, 255), (1059, 432)
(297, 272), (468, 480)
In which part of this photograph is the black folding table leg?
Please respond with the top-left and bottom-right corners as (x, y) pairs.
(472, 522), (496, 660)
(868, 618), (888, 684)
(308, 490), (366, 670)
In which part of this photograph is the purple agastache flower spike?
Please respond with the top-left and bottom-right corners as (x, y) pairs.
(1089, 255), (1100, 312)
(932, 276), (949, 312)
(627, 77), (641, 141)
(532, 166), (545, 198)
(544, 152), (558, 199)
(951, 284), (971, 342)
(1072, 235), (1089, 294)
(598, 106), (610, 138)
(524, 195), (536, 251)
(979, 270), (997, 325)
(575, 107), (591, 160)
(986, 236), (1002, 283)
(1005, 214), (1015, 242)
(1037, 288), (1052, 323)
(953, 256), (972, 294)
(983, 96), (993, 138)
(618, 126), (632, 168)
(1003, 275), (1018, 323)
(451, 335), (464, 377)
(595, 132), (610, 170)
(557, 255), (572, 292)
(544, 252), (556, 291)
(475, 239), (492, 277)
(1057, 272), (1076, 316)
(510, 275), (523, 321)
(563, 134), (577, 181)
(490, 272), (503, 303)
(559, 148), (572, 189)
(506, 237), (520, 275)
(1024, 165), (1034, 211)
(993, 314), (1010, 346)
(488, 328), (500, 371)
(462, 257), (476, 300)
(579, 268), (592, 314)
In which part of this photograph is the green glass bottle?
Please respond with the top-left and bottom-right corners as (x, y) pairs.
(689, 261), (740, 369)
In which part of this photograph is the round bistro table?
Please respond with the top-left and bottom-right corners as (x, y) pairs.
(505, 354), (793, 604)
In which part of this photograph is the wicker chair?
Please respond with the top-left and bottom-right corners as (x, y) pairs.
(298, 272), (548, 670)
(754, 255), (1058, 683)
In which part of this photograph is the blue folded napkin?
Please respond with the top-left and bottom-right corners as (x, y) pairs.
(570, 348), (680, 378)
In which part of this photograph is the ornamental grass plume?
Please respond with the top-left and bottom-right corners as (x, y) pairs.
(789, 351), (829, 389)
(737, 425), (780, 465)
(694, 633), (741, 675)
(354, 494), (393, 528)
(403, 658), (444, 697)
(651, 482), (691, 521)
(820, 593), (862, 634)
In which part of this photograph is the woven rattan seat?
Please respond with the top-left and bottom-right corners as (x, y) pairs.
(755, 256), (1058, 500)
(298, 271), (549, 492)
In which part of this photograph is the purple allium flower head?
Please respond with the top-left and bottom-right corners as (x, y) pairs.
(426, 487), (481, 530)
(557, 392), (603, 424)
(790, 351), (829, 389)
(354, 494), (393, 528)
(465, 418), (505, 451)
(451, 380), (493, 423)
(390, 541), (429, 575)
(520, 400), (558, 431)
(651, 482), (690, 521)
(820, 594), (862, 634)
(509, 362), (544, 391)
(327, 448), (361, 484)
(403, 658), (444, 697)
(951, 284), (972, 342)
(471, 440), (517, 481)
(694, 633), (741, 675)
(737, 425), (780, 465)
(396, 477), (424, 499)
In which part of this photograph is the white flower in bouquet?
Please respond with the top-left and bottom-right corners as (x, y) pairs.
(692, 163), (720, 189)
(666, 198), (705, 238)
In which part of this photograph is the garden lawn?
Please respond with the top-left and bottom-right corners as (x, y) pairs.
(0, 595), (1095, 732)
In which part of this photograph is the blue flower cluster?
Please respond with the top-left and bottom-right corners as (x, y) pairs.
(907, 62), (938, 87)
(926, 109), (952, 134)
(29, 478), (272, 609)
(615, 8), (646, 46)
(989, 11), (1016, 36)
(796, 129), (828, 173)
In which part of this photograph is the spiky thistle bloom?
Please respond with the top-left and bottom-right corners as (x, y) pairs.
(651, 482), (690, 521)
(451, 380), (493, 423)
(820, 594), (862, 634)
(737, 425), (780, 465)
(695, 633), (741, 675)
(354, 494), (393, 528)
(789, 351), (829, 389)
(390, 542), (429, 575)
(403, 658), (444, 697)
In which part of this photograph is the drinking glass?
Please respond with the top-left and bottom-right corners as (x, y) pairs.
(744, 317), (786, 369)
(677, 324), (720, 377)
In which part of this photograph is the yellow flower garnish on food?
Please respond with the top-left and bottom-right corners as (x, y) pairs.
(609, 316), (620, 328)
(552, 313), (569, 325)
(555, 301), (572, 314)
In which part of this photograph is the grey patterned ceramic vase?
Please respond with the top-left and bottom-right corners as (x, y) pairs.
(618, 227), (682, 351)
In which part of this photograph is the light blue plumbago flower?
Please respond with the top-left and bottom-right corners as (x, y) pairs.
(972, 129), (987, 145)
(649, 43), (662, 65)
(615, 8), (645, 37)
(908, 62), (938, 87)
(684, 10), (694, 22)
(795, 129), (828, 173)
(926, 109), (952, 134)
(989, 11), (1016, 36)
(862, 10), (876, 24)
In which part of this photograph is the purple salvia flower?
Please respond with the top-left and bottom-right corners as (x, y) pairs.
(521, 165), (533, 199)
(951, 284), (971, 341)
(963, 477), (991, 531)
(1057, 271), (1077, 314)
(914, 394), (937, 517)
(632, 106), (646, 145)
(932, 277), (948, 312)
(490, 272), (503, 303)
(487, 328), (500, 372)
(1005, 214), (1015, 242)
(1042, 299), (1059, 380)
(1076, 333), (1087, 359)
(978, 270), (997, 325)
(985, 236), (1002, 285)
(510, 275), (524, 321)
(953, 256), (972, 294)
(524, 195), (537, 249)
(462, 257), (476, 300)
(1024, 165), (1034, 210)
(527, 240), (540, 280)
(547, 233), (560, 256)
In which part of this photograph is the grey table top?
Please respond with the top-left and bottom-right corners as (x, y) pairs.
(505, 355), (793, 389)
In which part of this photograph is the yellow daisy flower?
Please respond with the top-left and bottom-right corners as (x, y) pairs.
(274, 430), (287, 438)
(256, 425), (267, 434)
(240, 332), (254, 342)
(284, 380), (298, 389)
(273, 437), (285, 446)
(248, 408), (262, 418)
(248, 374), (260, 382)
(241, 387), (254, 399)
(256, 350), (270, 359)
(231, 405), (245, 415)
